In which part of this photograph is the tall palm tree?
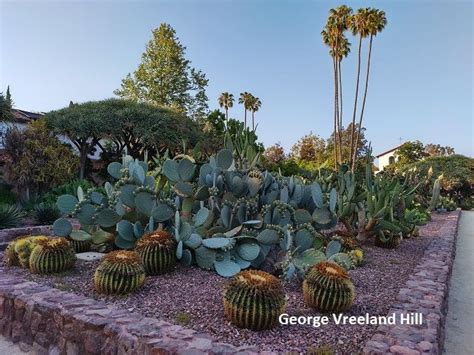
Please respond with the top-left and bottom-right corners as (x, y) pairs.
(348, 8), (371, 169)
(352, 9), (387, 170)
(322, 5), (352, 167)
(239, 92), (253, 129)
(218, 92), (234, 120)
(250, 97), (262, 131)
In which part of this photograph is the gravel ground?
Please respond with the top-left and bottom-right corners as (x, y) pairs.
(2, 215), (446, 353)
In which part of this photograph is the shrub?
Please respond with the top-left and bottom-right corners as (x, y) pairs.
(0, 204), (25, 229)
(0, 183), (16, 205)
(29, 237), (76, 274)
(223, 270), (286, 330)
(2, 120), (80, 200)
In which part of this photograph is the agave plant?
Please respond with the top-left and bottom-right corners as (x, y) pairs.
(0, 204), (25, 229)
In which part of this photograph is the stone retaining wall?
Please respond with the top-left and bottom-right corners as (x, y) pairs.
(0, 271), (256, 354)
(363, 210), (461, 355)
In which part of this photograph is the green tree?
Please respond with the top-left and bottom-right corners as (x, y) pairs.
(0, 86), (14, 122)
(218, 92), (234, 120)
(424, 143), (455, 157)
(394, 140), (428, 166)
(114, 23), (208, 120)
(262, 143), (286, 170)
(290, 133), (326, 164)
(352, 9), (387, 170)
(250, 96), (262, 131)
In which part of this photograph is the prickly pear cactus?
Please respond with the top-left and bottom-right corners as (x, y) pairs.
(223, 270), (286, 330)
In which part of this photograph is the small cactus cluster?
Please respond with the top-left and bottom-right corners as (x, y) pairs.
(349, 249), (364, 266)
(94, 250), (145, 295)
(13, 236), (49, 268)
(29, 238), (76, 274)
(136, 230), (176, 275)
(303, 261), (355, 313)
(223, 270), (286, 330)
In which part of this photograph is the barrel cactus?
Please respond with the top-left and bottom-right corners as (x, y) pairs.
(94, 250), (145, 295)
(29, 237), (76, 274)
(14, 236), (49, 268)
(374, 231), (401, 249)
(135, 230), (176, 275)
(223, 270), (286, 330)
(303, 261), (355, 313)
(4, 236), (28, 266)
(68, 238), (92, 253)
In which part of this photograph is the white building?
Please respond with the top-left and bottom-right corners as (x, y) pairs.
(375, 144), (403, 171)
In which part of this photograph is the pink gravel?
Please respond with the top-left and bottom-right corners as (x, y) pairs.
(3, 213), (449, 353)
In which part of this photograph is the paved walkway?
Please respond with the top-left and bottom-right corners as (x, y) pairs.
(444, 211), (474, 354)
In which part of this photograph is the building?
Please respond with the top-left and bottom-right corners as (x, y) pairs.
(0, 109), (45, 148)
(375, 144), (404, 171)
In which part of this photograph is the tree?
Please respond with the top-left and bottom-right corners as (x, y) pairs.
(322, 6), (352, 167)
(262, 143), (286, 169)
(325, 123), (369, 168)
(218, 92), (234, 120)
(424, 144), (455, 157)
(238, 92), (253, 129)
(0, 86), (14, 122)
(114, 23), (209, 120)
(290, 133), (326, 164)
(45, 99), (200, 179)
(352, 9), (387, 170)
(348, 8), (371, 169)
(203, 109), (226, 135)
(250, 96), (262, 131)
(394, 141), (428, 166)
(2, 120), (79, 200)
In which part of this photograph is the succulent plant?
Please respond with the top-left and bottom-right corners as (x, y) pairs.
(29, 237), (76, 274)
(94, 250), (146, 295)
(303, 261), (355, 313)
(349, 248), (364, 266)
(3, 236), (29, 266)
(136, 230), (176, 275)
(374, 231), (401, 249)
(223, 270), (286, 330)
(14, 236), (49, 268)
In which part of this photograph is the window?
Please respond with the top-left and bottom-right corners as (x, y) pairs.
(389, 156), (395, 165)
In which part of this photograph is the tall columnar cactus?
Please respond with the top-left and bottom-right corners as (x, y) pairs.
(303, 261), (355, 313)
(223, 270), (286, 330)
(94, 250), (145, 295)
(136, 230), (176, 275)
(14, 236), (49, 268)
(29, 238), (76, 274)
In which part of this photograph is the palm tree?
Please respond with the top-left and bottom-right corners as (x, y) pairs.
(322, 5), (352, 167)
(239, 92), (253, 129)
(218, 92), (234, 120)
(250, 97), (262, 131)
(351, 9), (387, 170)
(348, 8), (371, 169)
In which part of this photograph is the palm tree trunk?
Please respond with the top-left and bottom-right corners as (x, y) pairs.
(352, 35), (373, 171)
(332, 57), (339, 169)
(337, 59), (343, 163)
(244, 109), (247, 129)
(252, 111), (255, 131)
(349, 35), (363, 170)
(225, 108), (228, 120)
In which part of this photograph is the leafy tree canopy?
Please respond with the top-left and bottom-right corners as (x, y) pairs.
(114, 23), (208, 120)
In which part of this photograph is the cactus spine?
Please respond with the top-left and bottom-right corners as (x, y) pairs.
(68, 238), (91, 253)
(94, 250), (145, 295)
(29, 238), (76, 274)
(135, 230), (176, 275)
(223, 270), (286, 330)
(13, 236), (49, 268)
(303, 261), (355, 313)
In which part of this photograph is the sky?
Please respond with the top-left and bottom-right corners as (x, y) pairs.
(1, 0), (473, 157)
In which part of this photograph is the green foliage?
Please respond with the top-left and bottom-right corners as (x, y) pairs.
(29, 237), (76, 274)
(2, 120), (80, 198)
(223, 270), (286, 330)
(303, 261), (355, 312)
(0, 183), (16, 205)
(34, 203), (61, 225)
(0, 86), (13, 122)
(114, 23), (208, 120)
(94, 250), (146, 295)
(0, 204), (25, 229)
(394, 140), (428, 166)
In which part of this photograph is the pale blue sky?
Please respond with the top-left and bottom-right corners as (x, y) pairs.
(1, 0), (472, 156)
